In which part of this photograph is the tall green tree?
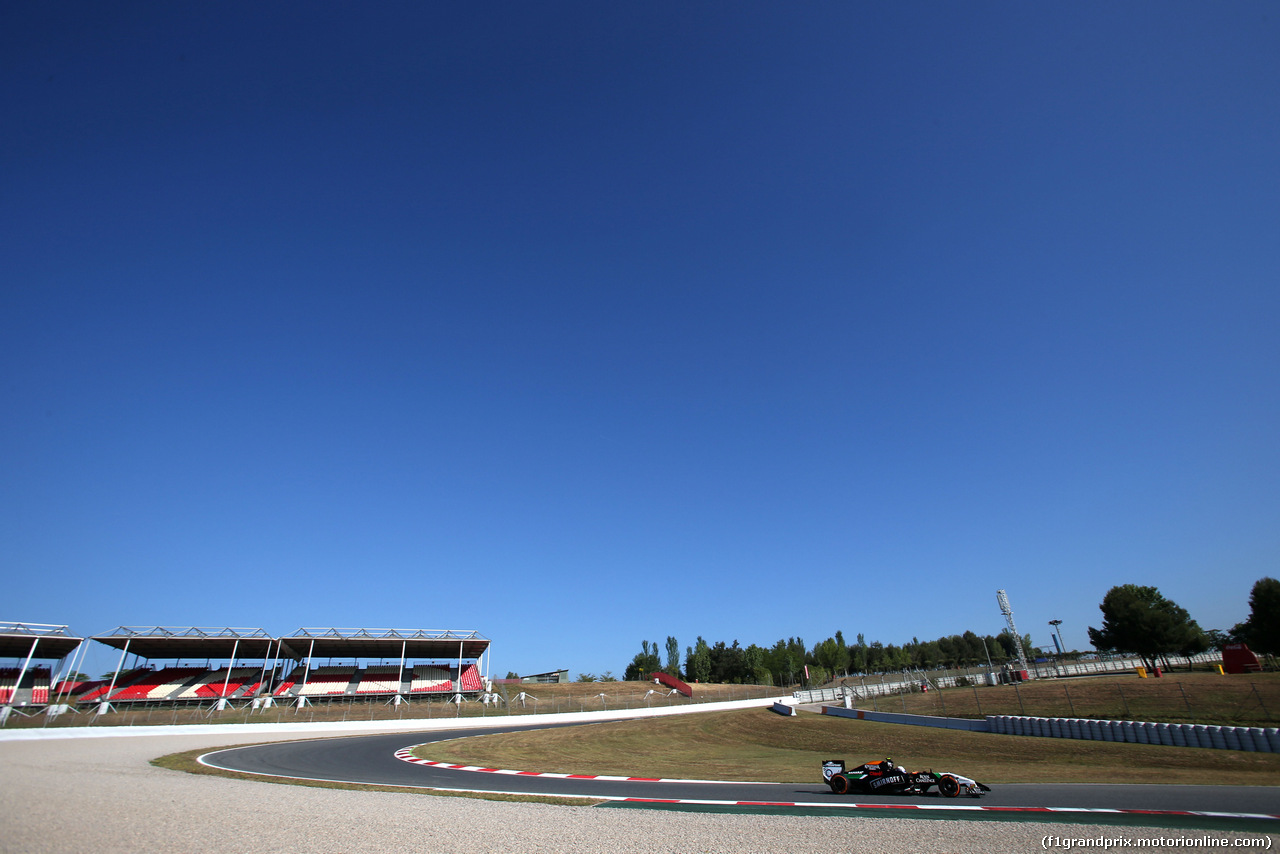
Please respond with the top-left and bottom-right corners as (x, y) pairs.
(708, 640), (746, 683)
(1233, 577), (1280, 656)
(685, 636), (711, 683)
(812, 635), (851, 678)
(743, 644), (771, 685)
(765, 637), (804, 686)
(624, 639), (662, 681)
(1088, 584), (1204, 672)
(665, 636), (681, 676)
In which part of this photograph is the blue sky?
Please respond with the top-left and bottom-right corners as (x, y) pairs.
(3, 3), (1277, 680)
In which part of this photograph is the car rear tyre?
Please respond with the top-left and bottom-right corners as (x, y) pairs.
(938, 775), (960, 798)
(829, 773), (851, 795)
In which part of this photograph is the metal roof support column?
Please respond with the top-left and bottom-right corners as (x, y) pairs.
(254, 642), (272, 706)
(298, 638), (315, 709)
(9, 636), (39, 709)
(55, 639), (87, 703)
(101, 638), (131, 714)
(218, 638), (240, 708)
(455, 640), (464, 705)
(396, 640), (406, 706)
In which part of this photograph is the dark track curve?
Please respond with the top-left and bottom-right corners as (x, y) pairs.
(200, 723), (1280, 817)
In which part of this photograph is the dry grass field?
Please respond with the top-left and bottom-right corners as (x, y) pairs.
(879, 671), (1279, 727)
(419, 705), (1280, 787)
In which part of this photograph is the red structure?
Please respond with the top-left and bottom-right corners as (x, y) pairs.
(1222, 644), (1262, 674)
(650, 671), (692, 698)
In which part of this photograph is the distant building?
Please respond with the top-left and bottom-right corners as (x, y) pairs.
(520, 670), (569, 684)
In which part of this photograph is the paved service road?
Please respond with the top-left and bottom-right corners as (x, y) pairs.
(202, 725), (1280, 816)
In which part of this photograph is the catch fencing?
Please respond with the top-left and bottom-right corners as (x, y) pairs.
(793, 652), (1222, 706)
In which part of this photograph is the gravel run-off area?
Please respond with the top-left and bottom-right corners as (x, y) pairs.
(1, 724), (1273, 854)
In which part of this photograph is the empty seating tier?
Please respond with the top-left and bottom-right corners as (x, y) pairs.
(409, 664), (453, 694)
(109, 667), (206, 701)
(459, 663), (484, 692)
(0, 667), (53, 705)
(295, 667), (356, 697)
(273, 667), (307, 697)
(181, 668), (260, 699)
(356, 666), (404, 694)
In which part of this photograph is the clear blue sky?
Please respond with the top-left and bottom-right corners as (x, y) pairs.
(3, 3), (1277, 680)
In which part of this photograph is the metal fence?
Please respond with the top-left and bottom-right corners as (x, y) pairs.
(793, 652), (1224, 706)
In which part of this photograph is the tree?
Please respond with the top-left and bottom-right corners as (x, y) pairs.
(960, 631), (986, 665)
(1088, 584), (1205, 672)
(707, 640), (747, 683)
(765, 637), (805, 685)
(1202, 629), (1229, 652)
(665, 636), (681, 677)
(743, 644), (772, 685)
(624, 640), (662, 681)
(685, 637), (711, 683)
(1233, 577), (1280, 656)
(812, 635), (850, 678)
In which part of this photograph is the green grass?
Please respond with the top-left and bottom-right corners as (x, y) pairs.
(416, 707), (1280, 786)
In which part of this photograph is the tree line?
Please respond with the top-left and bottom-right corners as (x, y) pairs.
(615, 577), (1278, 687)
(1088, 577), (1278, 673)
(620, 628), (1040, 687)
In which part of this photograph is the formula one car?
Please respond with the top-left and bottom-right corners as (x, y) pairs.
(822, 758), (991, 798)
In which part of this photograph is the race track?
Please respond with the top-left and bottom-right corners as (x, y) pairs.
(202, 724), (1280, 818)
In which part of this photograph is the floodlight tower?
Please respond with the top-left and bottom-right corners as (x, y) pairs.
(1048, 619), (1065, 656)
(997, 589), (1032, 676)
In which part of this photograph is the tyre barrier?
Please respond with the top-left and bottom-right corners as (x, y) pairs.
(984, 715), (1277, 752)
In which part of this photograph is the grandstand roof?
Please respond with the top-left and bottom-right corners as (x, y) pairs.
(0, 622), (82, 660)
(91, 627), (277, 660)
(278, 628), (490, 661)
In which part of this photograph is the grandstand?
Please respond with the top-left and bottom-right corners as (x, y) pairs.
(0, 622), (84, 723)
(2, 624), (492, 717)
(89, 627), (279, 710)
(274, 628), (491, 704)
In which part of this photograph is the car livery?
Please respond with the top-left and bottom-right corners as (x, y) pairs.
(822, 758), (991, 798)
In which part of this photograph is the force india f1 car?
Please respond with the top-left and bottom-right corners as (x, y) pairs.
(823, 758), (991, 798)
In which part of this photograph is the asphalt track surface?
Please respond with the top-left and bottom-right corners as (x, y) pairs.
(203, 723), (1280, 817)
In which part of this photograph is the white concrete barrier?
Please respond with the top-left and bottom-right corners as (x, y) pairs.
(0, 695), (792, 742)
